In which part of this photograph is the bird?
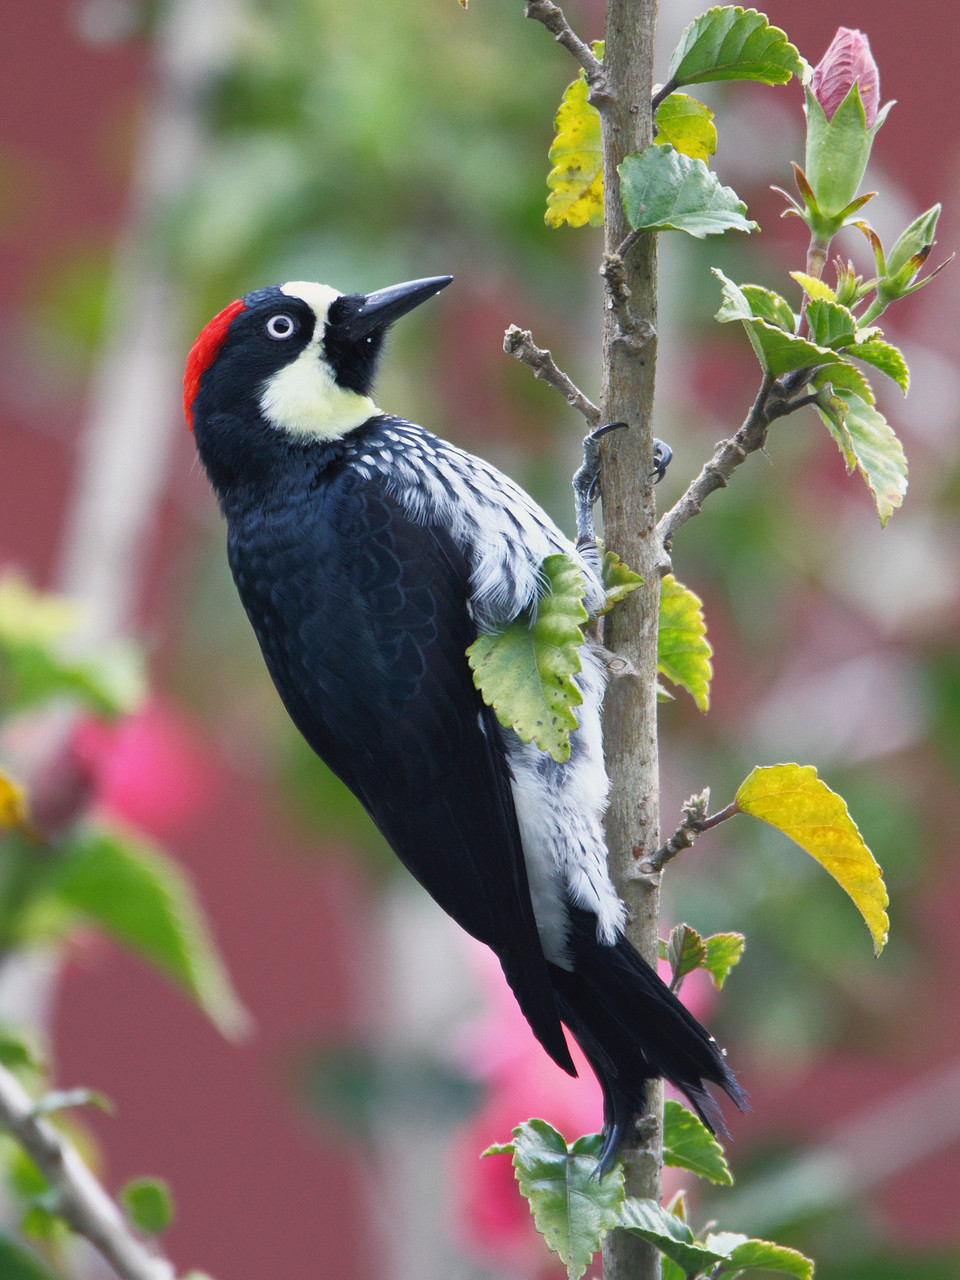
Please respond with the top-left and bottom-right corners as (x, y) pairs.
(183, 273), (745, 1171)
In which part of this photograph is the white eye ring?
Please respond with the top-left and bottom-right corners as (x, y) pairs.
(265, 313), (296, 340)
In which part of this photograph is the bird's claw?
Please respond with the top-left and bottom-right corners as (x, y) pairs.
(575, 422), (628, 508)
(651, 438), (673, 484)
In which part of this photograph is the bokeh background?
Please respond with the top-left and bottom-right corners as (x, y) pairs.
(1, 0), (958, 1277)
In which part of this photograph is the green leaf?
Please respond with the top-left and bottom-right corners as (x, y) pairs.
(666, 7), (804, 88)
(0, 575), (145, 717)
(664, 923), (706, 986)
(503, 1121), (625, 1280)
(43, 824), (251, 1037)
(654, 93), (717, 161)
(703, 932), (745, 988)
(714, 270), (837, 377)
(709, 1233), (814, 1278)
(663, 1100), (733, 1186)
(790, 271), (837, 303)
(546, 69), (603, 228)
(657, 574), (712, 711)
(468, 554), (588, 764)
(819, 392), (908, 526)
(617, 1197), (725, 1274)
(736, 763), (889, 954)
(805, 298), (858, 349)
(598, 550), (643, 614)
(121, 1178), (174, 1235)
(813, 358), (875, 406)
(619, 146), (757, 238)
(738, 285), (796, 332)
(0, 1233), (61, 1280)
(853, 334), (910, 392)
(31, 1088), (112, 1117)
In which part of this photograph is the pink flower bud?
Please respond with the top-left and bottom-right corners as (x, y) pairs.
(811, 27), (880, 127)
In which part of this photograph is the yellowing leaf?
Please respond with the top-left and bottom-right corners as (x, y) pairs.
(789, 271), (837, 302)
(0, 769), (28, 831)
(546, 73), (603, 228)
(654, 93), (717, 161)
(658, 574), (712, 711)
(736, 764), (889, 954)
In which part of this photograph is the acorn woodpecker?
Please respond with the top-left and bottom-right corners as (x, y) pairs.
(184, 275), (745, 1170)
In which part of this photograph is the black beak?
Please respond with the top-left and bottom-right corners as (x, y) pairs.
(342, 276), (453, 341)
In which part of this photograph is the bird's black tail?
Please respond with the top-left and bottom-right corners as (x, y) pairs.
(548, 905), (747, 1174)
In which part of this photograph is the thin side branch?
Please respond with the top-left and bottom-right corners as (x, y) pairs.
(504, 324), (601, 427)
(0, 1064), (176, 1280)
(523, 0), (609, 98)
(643, 792), (739, 873)
(657, 373), (779, 546)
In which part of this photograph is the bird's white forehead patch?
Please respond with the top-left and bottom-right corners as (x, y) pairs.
(280, 281), (342, 329)
(260, 281), (378, 441)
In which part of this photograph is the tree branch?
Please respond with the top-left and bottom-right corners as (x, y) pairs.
(643, 792), (739, 873)
(523, 0), (609, 98)
(503, 324), (601, 426)
(656, 373), (780, 546)
(601, 252), (657, 353)
(0, 1064), (176, 1280)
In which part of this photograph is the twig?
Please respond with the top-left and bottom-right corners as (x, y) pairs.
(656, 373), (779, 546)
(504, 324), (601, 427)
(642, 792), (739, 873)
(523, 0), (609, 99)
(0, 1063), (176, 1280)
(601, 252), (656, 352)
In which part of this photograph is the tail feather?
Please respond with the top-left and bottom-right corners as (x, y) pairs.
(549, 905), (747, 1173)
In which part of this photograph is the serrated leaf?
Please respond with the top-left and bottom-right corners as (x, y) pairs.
(739, 285), (796, 332)
(665, 923), (706, 986)
(663, 1100), (734, 1186)
(468, 554), (588, 763)
(122, 1178), (174, 1235)
(736, 764), (889, 954)
(710, 1234), (814, 1278)
(714, 270), (837, 377)
(507, 1121), (625, 1280)
(546, 73), (603, 228)
(819, 393), (908, 525)
(0, 1233), (61, 1280)
(618, 1197), (726, 1274)
(654, 93), (717, 161)
(44, 824), (251, 1036)
(853, 334), (910, 392)
(0, 770), (29, 832)
(703, 932), (745, 988)
(667, 7), (804, 88)
(805, 297), (858, 349)
(657, 574), (712, 711)
(619, 145), (757, 238)
(598, 550), (643, 614)
(790, 271), (837, 302)
(813, 358), (875, 406)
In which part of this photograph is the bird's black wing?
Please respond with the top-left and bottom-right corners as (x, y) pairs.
(228, 462), (575, 1074)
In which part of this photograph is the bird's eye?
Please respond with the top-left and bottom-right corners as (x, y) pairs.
(265, 314), (297, 340)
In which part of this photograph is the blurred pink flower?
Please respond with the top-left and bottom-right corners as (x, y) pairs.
(811, 27), (880, 126)
(73, 703), (214, 838)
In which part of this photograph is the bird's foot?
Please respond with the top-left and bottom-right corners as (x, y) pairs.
(573, 422), (627, 546)
(651, 437), (673, 484)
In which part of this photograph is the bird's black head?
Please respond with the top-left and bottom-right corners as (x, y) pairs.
(183, 276), (453, 458)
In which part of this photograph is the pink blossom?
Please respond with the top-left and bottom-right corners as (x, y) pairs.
(811, 27), (880, 127)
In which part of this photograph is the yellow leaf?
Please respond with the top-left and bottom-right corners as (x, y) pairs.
(654, 93), (717, 161)
(0, 574), (80, 645)
(658, 574), (713, 711)
(545, 73), (603, 228)
(0, 769), (29, 832)
(789, 271), (837, 303)
(736, 763), (889, 954)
